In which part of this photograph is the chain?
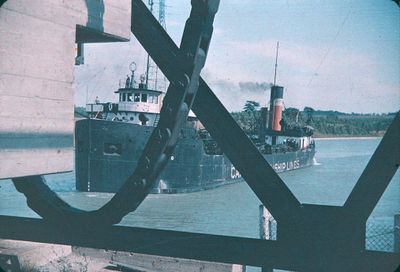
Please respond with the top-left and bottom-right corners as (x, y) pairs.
(12, 0), (220, 227)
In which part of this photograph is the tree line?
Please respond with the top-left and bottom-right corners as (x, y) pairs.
(231, 101), (397, 137)
(75, 102), (396, 137)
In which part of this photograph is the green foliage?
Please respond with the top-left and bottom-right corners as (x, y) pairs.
(299, 110), (394, 137)
(232, 102), (396, 137)
(239, 101), (261, 134)
(309, 114), (394, 137)
(243, 100), (260, 113)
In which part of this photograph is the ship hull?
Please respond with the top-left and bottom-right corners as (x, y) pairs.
(75, 119), (315, 194)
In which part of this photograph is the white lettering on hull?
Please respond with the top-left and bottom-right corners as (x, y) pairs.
(273, 159), (300, 172)
(230, 159), (301, 178)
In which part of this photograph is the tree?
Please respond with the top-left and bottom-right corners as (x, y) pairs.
(243, 101), (260, 134)
(303, 106), (315, 125)
(284, 107), (300, 124)
(243, 100), (260, 113)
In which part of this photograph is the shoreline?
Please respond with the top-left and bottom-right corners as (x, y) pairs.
(314, 136), (382, 141)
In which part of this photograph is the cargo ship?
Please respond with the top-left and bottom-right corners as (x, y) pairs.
(75, 59), (316, 193)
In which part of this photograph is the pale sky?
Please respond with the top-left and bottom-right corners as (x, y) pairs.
(75, 0), (400, 113)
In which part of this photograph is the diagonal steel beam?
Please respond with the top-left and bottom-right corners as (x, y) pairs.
(193, 81), (301, 222)
(131, 0), (301, 223)
(344, 113), (400, 221)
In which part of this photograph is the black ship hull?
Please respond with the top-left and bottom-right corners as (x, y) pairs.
(75, 119), (315, 194)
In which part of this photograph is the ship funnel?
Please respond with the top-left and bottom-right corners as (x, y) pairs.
(268, 42), (284, 132)
(268, 85), (284, 132)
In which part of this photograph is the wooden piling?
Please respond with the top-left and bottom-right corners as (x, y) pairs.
(394, 214), (400, 253)
(259, 205), (273, 272)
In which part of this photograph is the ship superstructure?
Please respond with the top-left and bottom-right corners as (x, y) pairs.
(86, 62), (163, 127)
(75, 57), (315, 193)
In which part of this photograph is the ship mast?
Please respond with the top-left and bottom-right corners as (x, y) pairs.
(145, 0), (154, 89)
(145, 0), (167, 91)
(155, 0), (167, 91)
(159, 0), (166, 29)
(273, 41), (279, 86)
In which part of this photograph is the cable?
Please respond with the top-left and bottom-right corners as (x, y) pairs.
(306, 7), (352, 88)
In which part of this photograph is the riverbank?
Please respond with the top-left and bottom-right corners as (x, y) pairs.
(314, 136), (382, 141)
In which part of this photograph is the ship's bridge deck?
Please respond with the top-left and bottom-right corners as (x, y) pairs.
(115, 87), (163, 113)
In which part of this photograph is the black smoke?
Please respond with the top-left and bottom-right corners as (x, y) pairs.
(238, 82), (273, 93)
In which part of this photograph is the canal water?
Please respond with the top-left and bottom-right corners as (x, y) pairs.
(1, 138), (399, 269)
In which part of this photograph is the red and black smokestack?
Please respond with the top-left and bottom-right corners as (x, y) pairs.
(268, 85), (284, 132)
(268, 41), (284, 132)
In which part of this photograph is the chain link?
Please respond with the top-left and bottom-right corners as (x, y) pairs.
(12, 0), (220, 227)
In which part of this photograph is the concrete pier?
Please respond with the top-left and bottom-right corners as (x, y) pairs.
(0, 0), (130, 179)
(73, 246), (244, 272)
(0, 239), (71, 271)
(0, 239), (244, 272)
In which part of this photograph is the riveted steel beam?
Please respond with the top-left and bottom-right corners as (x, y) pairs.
(131, 0), (301, 223)
(344, 113), (400, 221)
(12, 0), (220, 227)
(0, 216), (286, 269)
(1, 216), (399, 271)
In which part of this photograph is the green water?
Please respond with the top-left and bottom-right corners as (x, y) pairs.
(0, 138), (399, 270)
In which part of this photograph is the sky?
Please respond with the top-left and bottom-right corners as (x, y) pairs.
(75, 0), (400, 113)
